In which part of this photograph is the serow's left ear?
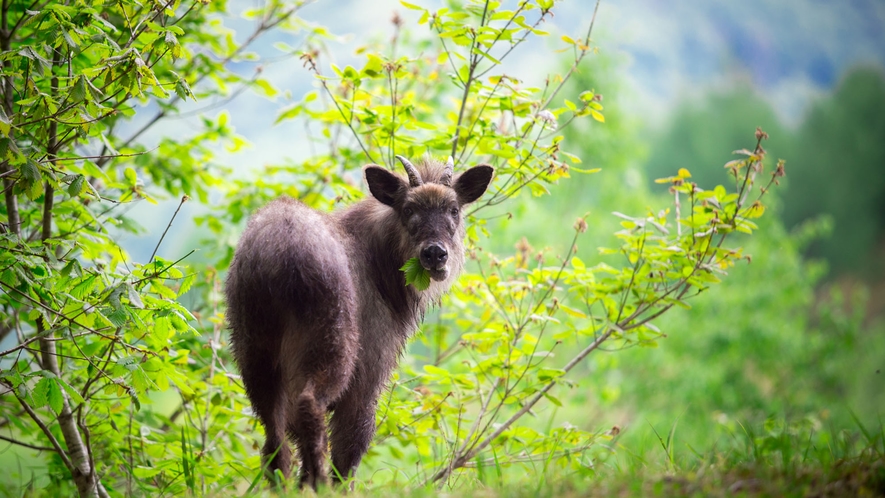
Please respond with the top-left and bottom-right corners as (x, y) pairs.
(454, 164), (494, 205)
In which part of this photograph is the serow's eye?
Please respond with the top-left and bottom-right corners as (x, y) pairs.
(450, 207), (459, 217)
(403, 207), (413, 217)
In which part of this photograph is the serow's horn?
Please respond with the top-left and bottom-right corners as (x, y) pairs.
(396, 155), (423, 187)
(440, 156), (454, 186)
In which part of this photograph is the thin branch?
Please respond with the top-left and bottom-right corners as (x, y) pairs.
(0, 433), (58, 452)
(149, 195), (188, 263)
(449, 0), (490, 159)
(474, 3), (545, 80)
(40, 148), (157, 164)
(455, 75), (504, 166)
(387, 66), (398, 167)
(100, 1), (310, 168)
(539, 0), (601, 111)
(0, 325), (54, 358)
(12, 389), (75, 472)
(303, 53), (377, 164)
(428, 327), (615, 484)
(0, 281), (155, 357)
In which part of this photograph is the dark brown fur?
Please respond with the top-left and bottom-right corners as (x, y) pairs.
(226, 158), (493, 489)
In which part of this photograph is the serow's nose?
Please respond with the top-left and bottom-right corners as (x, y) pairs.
(420, 245), (448, 268)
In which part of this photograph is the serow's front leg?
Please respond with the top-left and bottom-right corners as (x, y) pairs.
(329, 394), (377, 487)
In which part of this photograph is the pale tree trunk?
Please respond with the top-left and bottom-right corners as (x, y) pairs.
(38, 331), (110, 498)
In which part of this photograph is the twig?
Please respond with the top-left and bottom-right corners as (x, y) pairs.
(428, 327), (615, 485)
(0, 433), (57, 452)
(302, 54), (377, 164)
(149, 195), (188, 263)
(539, 0), (601, 111)
(449, 0), (490, 159)
(40, 148), (157, 164)
(12, 388), (75, 473)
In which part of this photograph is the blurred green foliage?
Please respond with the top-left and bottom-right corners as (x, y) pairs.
(645, 67), (885, 279)
(782, 68), (885, 276)
(490, 56), (885, 472)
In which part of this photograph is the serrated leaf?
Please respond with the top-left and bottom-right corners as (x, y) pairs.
(178, 273), (196, 296)
(127, 283), (144, 309)
(70, 75), (87, 103)
(67, 174), (84, 197)
(57, 377), (84, 405)
(151, 280), (177, 299)
(32, 377), (51, 407)
(47, 378), (64, 414)
(106, 307), (128, 327)
(400, 257), (431, 291)
(71, 275), (97, 299)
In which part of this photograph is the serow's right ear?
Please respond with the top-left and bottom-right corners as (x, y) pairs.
(364, 165), (407, 207)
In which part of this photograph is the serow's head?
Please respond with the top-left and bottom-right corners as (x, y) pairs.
(364, 155), (494, 282)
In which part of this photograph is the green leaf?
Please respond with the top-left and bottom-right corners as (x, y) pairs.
(133, 466), (163, 479)
(57, 377), (84, 405)
(124, 167), (137, 186)
(544, 393), (563, 407)
(105, 307), (128, 327)
(67, 174), (84, 197)
(127, 283), (144, 309)
(400, 257), (431, 291)
(400, 1), (425, 10)
(70, 75), (88, 103)
(47, 378), (64, 414)
(32, 377), (51, 407)
(178, 272), (196, 296)
(71, 274), (97, 299)
(0, 105), (11, 137)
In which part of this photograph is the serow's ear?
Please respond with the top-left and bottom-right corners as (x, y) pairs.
(454, 164), (494, 205)
(365, 165), (407, 207)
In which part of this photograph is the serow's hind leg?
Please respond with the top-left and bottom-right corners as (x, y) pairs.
(289, 380), (329, 490)
(240, 357), (292, 484)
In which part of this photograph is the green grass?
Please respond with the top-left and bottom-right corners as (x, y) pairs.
(2, 421), (882, 497)
(232, 416), (885, 498)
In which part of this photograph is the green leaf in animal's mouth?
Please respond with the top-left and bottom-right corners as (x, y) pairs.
(400, 257), (431, 291)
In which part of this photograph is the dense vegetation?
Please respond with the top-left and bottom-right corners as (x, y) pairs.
(0, 0), (881, 496)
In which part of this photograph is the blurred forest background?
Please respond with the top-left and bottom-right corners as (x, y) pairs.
(1, 0), (883, 493)
(484, 0), (885, 464)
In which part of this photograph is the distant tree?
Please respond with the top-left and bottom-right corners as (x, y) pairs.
(643, 85), (790, 192)
(781, 67), (885, 277)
